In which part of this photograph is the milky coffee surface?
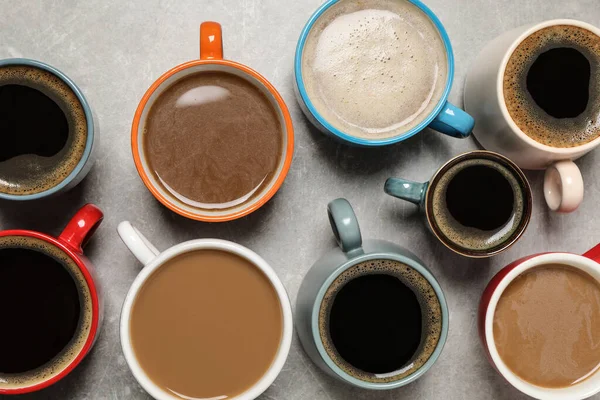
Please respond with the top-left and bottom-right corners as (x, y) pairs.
(302, 0), (448, 139)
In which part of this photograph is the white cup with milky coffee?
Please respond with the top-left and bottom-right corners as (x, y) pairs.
(479, 243), (600, 399)
(117, 221), (293, 400)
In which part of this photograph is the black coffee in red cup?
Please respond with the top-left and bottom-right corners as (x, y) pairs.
(0, 204), (103, 394)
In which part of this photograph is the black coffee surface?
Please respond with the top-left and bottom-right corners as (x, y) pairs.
(504, 25), (600, 147)
(527, 48), (590, 118)
(0, 65), (88, 195)
(329, 274), (421, 374)
(0, 84), (68, 162)
(0, 248), (80, 373)
(445, 165), (514, 231)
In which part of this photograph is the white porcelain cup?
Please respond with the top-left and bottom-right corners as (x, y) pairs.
(464, 19), (600, 213)
(479, 244), (600, 399)
(117, 221), (293, 400)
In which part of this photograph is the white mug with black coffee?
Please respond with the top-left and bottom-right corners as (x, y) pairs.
(465, 19), (600, 213)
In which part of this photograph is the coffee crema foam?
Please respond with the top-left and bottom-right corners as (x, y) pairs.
(504, 25), (600, 147)
(0, 65), (88, 195)
(0, 236), (92, 390)
(319, 259), (442, 382)
(301, 0), (448, 140)
(431, 159), (525, 252)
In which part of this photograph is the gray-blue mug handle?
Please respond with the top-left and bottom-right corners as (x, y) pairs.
(384, 178), (429, 206)
(428, 101), (474, 138)
(327, 198), (362, 254)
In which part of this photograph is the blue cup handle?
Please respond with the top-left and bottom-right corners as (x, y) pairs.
(384, 178), (429, 206)
(428, 101), (474, 139)
(327, 198), (362, 254)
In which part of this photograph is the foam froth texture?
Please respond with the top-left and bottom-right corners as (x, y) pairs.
(302, 0), (448, 140)
(318, 259), (442, 383)
(0, 65), (88, 195)
(0, 236), (92, 390)
(504, 25), (600, 147)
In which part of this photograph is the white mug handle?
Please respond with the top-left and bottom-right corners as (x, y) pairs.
(543, 160), (584, 213)
(117, 221), (160, 265)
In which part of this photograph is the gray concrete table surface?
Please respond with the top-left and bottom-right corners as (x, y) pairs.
(1, 0), (599, 399)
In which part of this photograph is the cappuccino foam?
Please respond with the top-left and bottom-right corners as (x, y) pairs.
(301, 0), (448, 140)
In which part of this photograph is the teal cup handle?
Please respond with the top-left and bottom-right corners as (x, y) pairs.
(428, 101), (474, 138)
(384, 178), (429, 206)
(327, 198), (362, 253)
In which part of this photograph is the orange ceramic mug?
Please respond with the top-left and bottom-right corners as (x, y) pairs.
(131, 22), (294, 222)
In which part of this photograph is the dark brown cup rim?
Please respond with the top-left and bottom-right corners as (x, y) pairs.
(424, 150), (533, 258)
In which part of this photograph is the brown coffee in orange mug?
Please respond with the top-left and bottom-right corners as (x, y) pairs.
(132, 22), (294, 222)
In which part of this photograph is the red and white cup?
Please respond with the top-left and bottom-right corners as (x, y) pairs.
(479, 243), (600, 399)
(0, 204), (104, 395)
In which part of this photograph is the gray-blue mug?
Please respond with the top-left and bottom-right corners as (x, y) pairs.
(296, 198), (449, 390)
(0, 58), (95, 200)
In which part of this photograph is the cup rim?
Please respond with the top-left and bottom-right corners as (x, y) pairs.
(0, 58), (95, 201)
(483, 252), (600, 399)
(131, 59), (294, 222)
(0, 230), (100, 395)
(294, 0), (455, 146)
(424, 150), (533, 258)
(119, 238), (294, 400)
(310, 251), (449, 390)
(496, 19), (600, 155)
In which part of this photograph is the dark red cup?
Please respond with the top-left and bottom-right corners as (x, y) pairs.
(0, 204), (103, 395)
(479, 243), (600, 399)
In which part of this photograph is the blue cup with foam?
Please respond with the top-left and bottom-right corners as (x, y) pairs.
(294, 0), (474, 146)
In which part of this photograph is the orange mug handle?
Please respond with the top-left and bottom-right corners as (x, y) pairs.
(200, 21), (223, 60)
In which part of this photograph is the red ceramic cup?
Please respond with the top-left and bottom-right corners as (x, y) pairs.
(479, 243), (600, 400)
(0, 204), (104, 395)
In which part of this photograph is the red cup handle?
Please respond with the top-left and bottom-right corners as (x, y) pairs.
(58, 204), (104, 254)
(584, 243), (600, 264)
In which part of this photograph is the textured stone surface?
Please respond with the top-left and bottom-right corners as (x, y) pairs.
(1, 0), (600, 399)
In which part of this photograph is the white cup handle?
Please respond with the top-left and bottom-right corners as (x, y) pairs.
(543, 160), (584, 213)
(117, 221), (161, 265)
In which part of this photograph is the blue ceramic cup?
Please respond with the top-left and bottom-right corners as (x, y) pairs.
(0, 59), (95, 200)
(296, 198), (449, 390)
(294, 0), (475, 146)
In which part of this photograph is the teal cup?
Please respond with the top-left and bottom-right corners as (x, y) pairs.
(0, 58), (95, 200)
(296, 198), (448, 390)
(384, 151), (533, 258)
